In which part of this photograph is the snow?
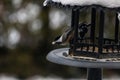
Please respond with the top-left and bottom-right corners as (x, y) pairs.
(118, 13), (120, 20)
(44, 0), (120, 8)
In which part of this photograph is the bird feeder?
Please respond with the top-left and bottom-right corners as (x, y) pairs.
(44, 0), (120, 80)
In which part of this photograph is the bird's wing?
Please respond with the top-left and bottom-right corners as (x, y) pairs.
(62, 27), (74, 41)
(52, 35), (62, 45)
(52, 27), (74, 45)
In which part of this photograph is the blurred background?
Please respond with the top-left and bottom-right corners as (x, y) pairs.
(0, 0), (119, 80)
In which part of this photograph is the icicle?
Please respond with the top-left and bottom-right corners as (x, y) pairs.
(43, 0), (48, 6)
(118, 12), (120, 21)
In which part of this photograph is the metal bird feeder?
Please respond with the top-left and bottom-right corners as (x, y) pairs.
(44, 0), (120, 80)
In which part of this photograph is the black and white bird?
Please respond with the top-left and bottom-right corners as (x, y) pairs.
(78, 23), (91, 39)
(52, 27), (74, 45)
(52, 23), (90, 45)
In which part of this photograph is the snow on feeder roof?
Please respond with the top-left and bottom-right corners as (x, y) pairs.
(44, 0), (120, 8)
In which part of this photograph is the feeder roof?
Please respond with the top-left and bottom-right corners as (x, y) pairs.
(43, 0), (120, 8)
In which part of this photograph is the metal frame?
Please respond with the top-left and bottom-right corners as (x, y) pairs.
(69, 7), (120, 59)
(46, 2), (120, 80)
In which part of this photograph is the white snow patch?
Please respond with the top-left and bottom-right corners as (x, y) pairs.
(26, 75), (63, 80)
(44, 0), (120, 8)
(0, 75), (18, 80)
(118, 13), (120, 21)
(43, 0), (49, 6)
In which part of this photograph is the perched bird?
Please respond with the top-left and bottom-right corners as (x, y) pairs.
(52, 27), (74, 45)
(78, 23), (91, 39)
(52, 23), (90, 45)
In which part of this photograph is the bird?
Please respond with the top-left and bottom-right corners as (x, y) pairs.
(78, 23), (91, 40)
(52, 27), (74, 45)
(52, 23), (90, 45)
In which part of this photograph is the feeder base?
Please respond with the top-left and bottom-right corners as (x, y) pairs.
(47, 48), (120, 68)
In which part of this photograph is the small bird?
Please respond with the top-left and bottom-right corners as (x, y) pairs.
(78, 23), (91, 39)
(52, 27), (74, 45)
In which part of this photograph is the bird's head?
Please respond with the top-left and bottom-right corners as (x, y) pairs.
(79, 23), (91, 31)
